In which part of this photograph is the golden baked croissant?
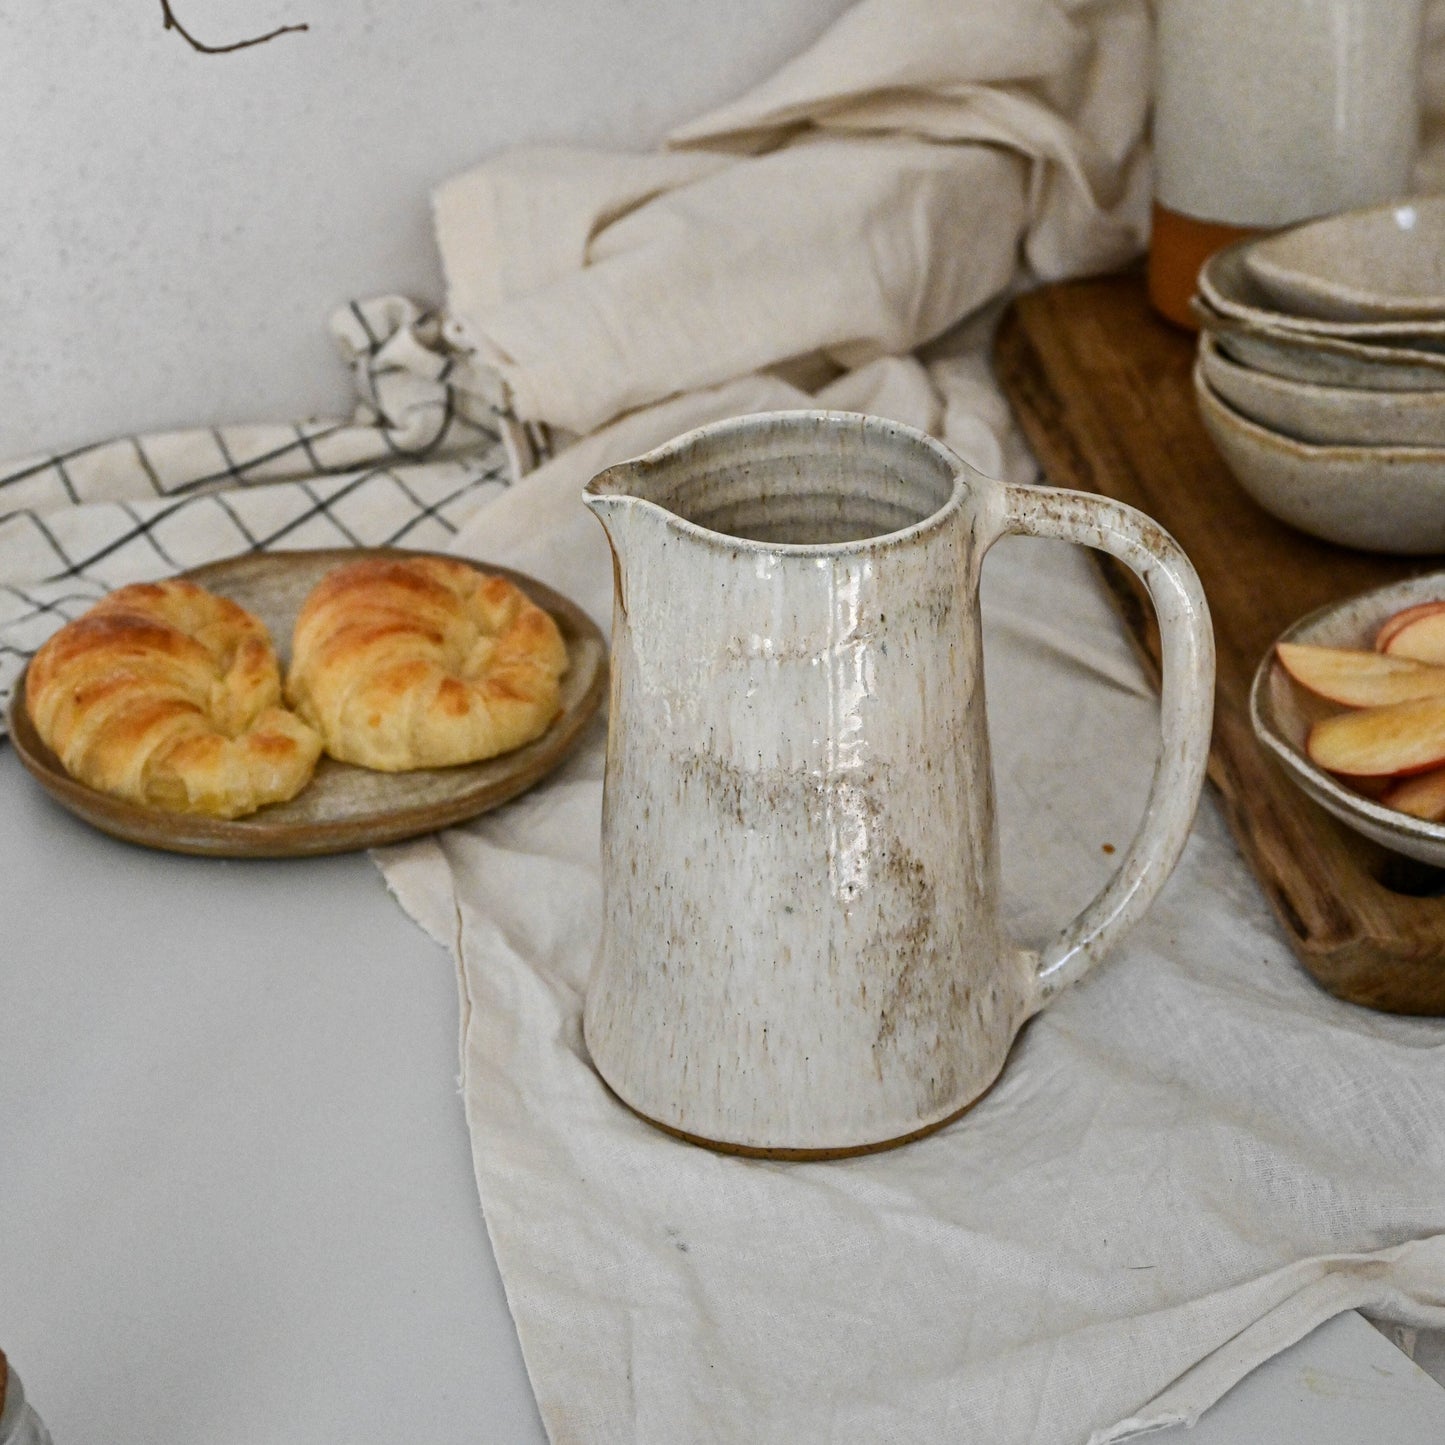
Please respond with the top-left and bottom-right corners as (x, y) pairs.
(285, 555), (569, 771)
(25, 579), (322, 818)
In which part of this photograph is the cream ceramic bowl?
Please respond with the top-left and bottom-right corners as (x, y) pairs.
(1199, 240), (1445, 343)
(1197, 299), (1445, 392)
(1244, 197), (1445, 323)
(1198, 334), (1445, 448)
(1195, 366), (1445, 553)
(1251, 573), (1445, 867)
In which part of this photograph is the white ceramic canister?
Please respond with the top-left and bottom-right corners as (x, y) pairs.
(1149, 0), (1428, 327)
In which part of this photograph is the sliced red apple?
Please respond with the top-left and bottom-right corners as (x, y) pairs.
(1308, 696), (1445, 778)
(1276, 641), (1445, 707)
(1382, 767), (1445, 822)
(1383, 609), (1445, 666)
(1346, 774), (1392, 802)
(1376, 600), (1445, 652)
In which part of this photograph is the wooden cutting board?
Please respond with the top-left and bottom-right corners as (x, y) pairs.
(994, 269), (1445, 1015)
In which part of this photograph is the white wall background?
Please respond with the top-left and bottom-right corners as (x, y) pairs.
(0, 0), (854, 459)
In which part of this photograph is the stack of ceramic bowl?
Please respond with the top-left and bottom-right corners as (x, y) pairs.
(1192, 196), (1445, 554)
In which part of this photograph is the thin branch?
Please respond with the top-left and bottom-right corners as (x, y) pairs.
(160, 0), (309, 54)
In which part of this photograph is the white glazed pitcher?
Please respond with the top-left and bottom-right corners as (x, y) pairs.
(583, 412), (1214, 1157)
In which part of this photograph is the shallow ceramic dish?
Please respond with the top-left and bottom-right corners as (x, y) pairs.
(1197, 299), (1445, 392)
(1251, 572), (1445, 866)
(1244, 197), (1445, 323)
(1198, 333), (1445, 448)
(1195, 366), (1445, 553)
(1200, 239), (1445, 342)
(7, 549), (608, 857)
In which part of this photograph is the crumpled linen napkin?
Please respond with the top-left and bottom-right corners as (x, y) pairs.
(434, 0), (1445, 462)
(375, 376), (1445, 1445)
(387, 0), (1445, 1436)
(433, 0), (1153, 454)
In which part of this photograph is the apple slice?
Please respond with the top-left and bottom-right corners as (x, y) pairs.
(1346, 773), (1392, 802)
(1376, 600), (1445, 652)
(1276, 641), (1445, 707)
(1383, 767), (1445, 822)
(1383, 609), (1445, 666)
(1308, 695), (1445, 778)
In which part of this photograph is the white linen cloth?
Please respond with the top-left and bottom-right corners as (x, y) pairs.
(433, 0), (1152, 461)
(437, 0), (1445, 454)
(376, 378), (1445, 1445)
(398, 0), (1445, 1438)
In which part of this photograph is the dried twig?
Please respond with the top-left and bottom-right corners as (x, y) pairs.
(160, 0), (308, 54)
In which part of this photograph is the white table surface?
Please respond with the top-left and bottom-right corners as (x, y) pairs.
(3, 744), (1444, 1443)
(0, 747), (547, 1443)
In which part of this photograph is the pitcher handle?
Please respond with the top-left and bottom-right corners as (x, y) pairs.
(985, 482), (1215, 1009)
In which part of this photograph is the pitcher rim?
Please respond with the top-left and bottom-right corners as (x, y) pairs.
(583, 409), (985, 557)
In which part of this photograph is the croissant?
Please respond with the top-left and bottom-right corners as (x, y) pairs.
(284, 556), (569, 771)
(25, 579), (322, 818)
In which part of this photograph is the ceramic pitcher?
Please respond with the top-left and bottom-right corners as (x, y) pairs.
(583, 412), (1214, 1157)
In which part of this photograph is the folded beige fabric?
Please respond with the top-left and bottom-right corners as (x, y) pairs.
(434, 0), (1152, 448)
(379, 376), (1445, 1445)
(411, 1), (1445, 1438)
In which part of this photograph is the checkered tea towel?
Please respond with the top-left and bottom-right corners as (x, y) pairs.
(0, 296), (545, 734)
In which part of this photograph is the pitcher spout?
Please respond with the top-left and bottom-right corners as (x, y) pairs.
(585, 462), (671, 619)
(582, 485), (641, 540)
(584, 473), (648, 573)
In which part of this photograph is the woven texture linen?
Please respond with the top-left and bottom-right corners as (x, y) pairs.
(396, 0), (1445, 1438)
(377, 379), (1445, 1445)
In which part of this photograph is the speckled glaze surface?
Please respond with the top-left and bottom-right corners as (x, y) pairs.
(1154, 0), (1425, 228)
(1201, 305), (1445, 393)
(582, 412), (1215, 1155)
(1198, 333), (1445, 449)
(1200, 241), (1445, 343)
(1244, 198), (1445, 322)
(1195, 368), (1445, 554)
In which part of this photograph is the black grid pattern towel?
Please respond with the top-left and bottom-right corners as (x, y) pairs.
(0, 296), (549, 735)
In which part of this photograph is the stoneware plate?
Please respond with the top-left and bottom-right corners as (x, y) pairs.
(1251, 573), (1445, 867)
(1243, 197), (1445, 323)
(1196, 300), (1445, 393)
(1200, 239), (1445, 342)
(1194, 366), (1445, 554)
(1197, 333), (1445, 448)
(7, 549), (608, 858)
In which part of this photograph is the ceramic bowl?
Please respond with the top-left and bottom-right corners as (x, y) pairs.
(1251, 572), (1445, 866)
(1194, 366), (1445, 553)
(1199, 239), (1445, 343)
(1198, 334), (1445, 448)
(1244, 197), (1445, 322)
(1196, 299), (1445, 392)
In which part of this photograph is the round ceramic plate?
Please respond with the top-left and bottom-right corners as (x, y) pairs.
(8, 549), (608, 857)
(1250, 573), (1445, 867)
(1195, 299), (1445, 392)
(1201, 238), (1445, 341)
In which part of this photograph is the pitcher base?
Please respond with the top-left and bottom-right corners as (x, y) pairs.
(594, 1042), (1017, 1160)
